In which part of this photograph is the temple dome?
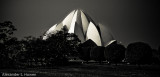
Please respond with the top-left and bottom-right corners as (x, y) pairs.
(43, 9), (114, 46)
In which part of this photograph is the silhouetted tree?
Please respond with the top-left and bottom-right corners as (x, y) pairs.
(45, 27), (80, 65)
(15, 38), (31, 67)
(79, 39), (97, 48)
(0, 21), (17, 42)
(104, 43), (125, 65)
(66, 33), (81, 57)
(78, 39), (97, 63)
(90, 46), (105, 64)
(78, 47), (91, 63)
(0, 21), (17, 68)
(125, 42), (152, 65)
(4, 37), (20, 66)
(34, 37), (48, 66)
(18, 36), (38, 66)
(0, 43), (7, 68)
(151, 49), (160, 64)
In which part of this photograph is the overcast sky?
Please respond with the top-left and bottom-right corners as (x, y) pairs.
(0, 0), (159, 48)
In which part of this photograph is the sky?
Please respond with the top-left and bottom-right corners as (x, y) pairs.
(0, 0), (159, 49)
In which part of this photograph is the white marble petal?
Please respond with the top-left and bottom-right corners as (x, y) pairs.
(68, 10), (78, 33)
(62, 10), (75, 29)
(80, 11), (89, 35)
(86, 22), (102, 46)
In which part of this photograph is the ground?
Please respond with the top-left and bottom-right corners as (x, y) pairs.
(0, 64), (160, 77)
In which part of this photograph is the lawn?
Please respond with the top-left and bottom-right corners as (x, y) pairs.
(0, 64), (160, 77)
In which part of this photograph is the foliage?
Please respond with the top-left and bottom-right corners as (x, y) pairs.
(79, 39), (97, 48)
(15, 27), (81, 67)
(46, 30), (81, 64)
(90, 46), (105, 63)
(125, 42), (152, 65)
(151, 49), (160, 64)
(104, 43), (125, 64)
(0, 21), (17, 42)
(78, 39), (97, 62)
(78, 47), (91, 62)
(1, 21), (159, 68)
(0, 21), (17, 68)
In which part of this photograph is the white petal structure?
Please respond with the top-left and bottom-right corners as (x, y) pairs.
(86, 22), (102, 46)
(46, 24), (57, 34)
(43, 24), (57, 40)
(107, 40), (117, 46)
(62, 10), (75, 29)
(43, 9), (115, 46)
(55, 22), (63, 31)
(81, 11), (89, 35)
(98, 23), (114, 46)
(68, 10), (78, 33)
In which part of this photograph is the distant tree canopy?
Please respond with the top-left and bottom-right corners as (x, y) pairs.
(78, 47), (91, 62)
(1, 21), (160, 68)
(104, 43), (126, 64)
(151, 49), (160, 64)
(90, 46), (105, 63)
(16, 27), (81, 66)
(48, 29), (80, 56)
(0, 21), (17, 68)
(0, 23), (82, 68)
(0, 21), (17, 43)
(79, 39), (97, 48)
(125, 42), (152, 65)
(78, 39), (97, 63)
(44, 29), (81, 65)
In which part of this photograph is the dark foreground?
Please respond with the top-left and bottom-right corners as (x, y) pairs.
(0, 64), (160, 77)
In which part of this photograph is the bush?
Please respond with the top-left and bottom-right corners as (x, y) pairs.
(104, 43), (125, 65)
(151, 49), (160, 64)
(125, 42), (152, 65)
(79, 47), (91, 63)
(90, 46), (105, 63)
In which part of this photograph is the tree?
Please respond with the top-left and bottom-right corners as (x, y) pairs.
(0, 21), (17, 43)
(78, 47), (91, 63)
(79, 39), (97, 48)
(0, 21), (17, 68)
(104, 43), (125, 65)
(17, 36), (39, 67)
(45, 27), (81, 65)
(125, 42), (152, 65)
(15, 36), (50, 67)
(4, 38), (19, 60)
(78, 39), (97, 63)
(151, 49), (160, 64)
(0, 43), (7, 68)
(66, 33), (81, 57)
(90, 46), (105, 64)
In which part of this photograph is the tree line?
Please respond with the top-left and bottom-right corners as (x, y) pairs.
(0, 21), (80, 68)
(0, 21), (160, 68)
(79, 40), (160, 65)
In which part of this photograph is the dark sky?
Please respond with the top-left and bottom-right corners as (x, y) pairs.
(0, 0), (159, 49)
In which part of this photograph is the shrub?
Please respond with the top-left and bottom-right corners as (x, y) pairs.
(104, 43), (125, 65)
(125, 42), (152, 65)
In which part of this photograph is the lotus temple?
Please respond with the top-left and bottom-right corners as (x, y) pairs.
(43, 9), (115, 47)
